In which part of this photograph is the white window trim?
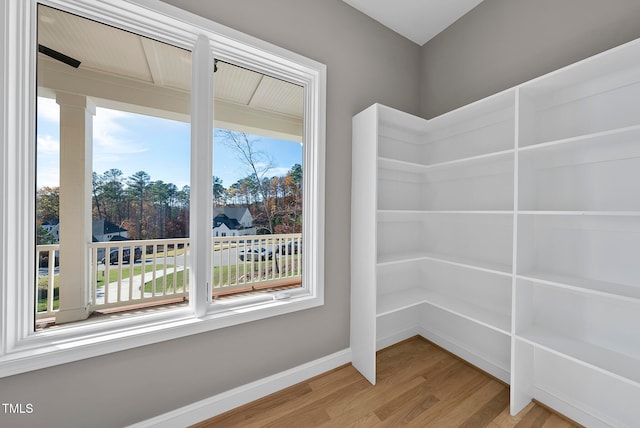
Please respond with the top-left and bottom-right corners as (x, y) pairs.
(0, 0), (326, 378)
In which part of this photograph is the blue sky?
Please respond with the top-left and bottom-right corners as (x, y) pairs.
(36, 97), (302, 190)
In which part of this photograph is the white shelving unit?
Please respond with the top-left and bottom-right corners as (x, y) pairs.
(351, 88), (516, 387)
(351, 36), (640, 427)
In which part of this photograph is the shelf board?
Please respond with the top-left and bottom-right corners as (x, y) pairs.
(519, 124), (640, 154)
(378, 209), (513, 218)
(376, 287), (427, 316)
(518, 211), (640, 217)
(378, 251), (512, 277)
(377, 148), (514, 174)
(517, 271), (640, 301)
(377, 286), (511, 335)
(517, 327), (640, 387)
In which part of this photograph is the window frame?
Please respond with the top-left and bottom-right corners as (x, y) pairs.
(0, 0), (326, 378)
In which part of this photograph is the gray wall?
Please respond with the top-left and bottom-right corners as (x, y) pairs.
(421, 0), (640, 118)
(0, 1), (419, 427)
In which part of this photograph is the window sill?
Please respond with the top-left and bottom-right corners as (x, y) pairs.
(0, 291), (322, 378)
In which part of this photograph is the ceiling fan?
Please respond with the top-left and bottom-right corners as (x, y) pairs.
(38, 44), (81, 68)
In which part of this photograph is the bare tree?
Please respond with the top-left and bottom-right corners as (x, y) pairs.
(218, 130), (275, 233)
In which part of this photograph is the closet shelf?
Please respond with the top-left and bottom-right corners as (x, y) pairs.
(517, 271), (640, 301)
(517, 211), (640, 217)
(378, 251), (512, 276)
(516, 328), (640, 387)
(377, 148), (514, 174)
(519, 124), (640, 154)
(377, 287), (511, 335)
(378, 209), (513, 218)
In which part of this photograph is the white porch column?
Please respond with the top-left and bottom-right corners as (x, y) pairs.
(55, 92), (95, 324)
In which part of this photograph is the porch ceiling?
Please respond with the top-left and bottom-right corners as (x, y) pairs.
(37, 5), (304, 141)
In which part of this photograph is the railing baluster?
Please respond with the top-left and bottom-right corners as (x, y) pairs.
(283, 236), (288, 279)
(184, 242), (189, 292)
(297, 235), (301, 277)
(151, 243), (157, 298)
(128, 246), (134, 301)
(172, 245), (177, 295)
(217, 239), (222, 289)
(271, 237), (276, 281)
(91, 247), (97, 305)
(243, 238), (249, 285)
(162, 245), (168, 296)
(234, 239), (239, 286)
(226, 238), (231, 287)
(104, 256), (110, 304)
(49, 249), (56, 312)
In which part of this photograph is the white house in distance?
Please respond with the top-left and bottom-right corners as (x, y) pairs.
(213, 207), (256, 237)
(41, 219), (60, 241)
(92, 219), (128, 242)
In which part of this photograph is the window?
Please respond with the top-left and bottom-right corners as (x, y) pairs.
(0, 0), (325, 377)
(35, 4), (193, 327)
(210, 60), (305, 300)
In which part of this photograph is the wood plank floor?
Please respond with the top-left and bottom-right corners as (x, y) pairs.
(192, 337), (581, 428)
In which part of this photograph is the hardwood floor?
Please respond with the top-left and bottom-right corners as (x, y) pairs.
(192, 337), (581, 428)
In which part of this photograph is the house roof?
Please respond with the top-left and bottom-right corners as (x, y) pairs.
(213, 214), (242, 230)
(213, 207), (251, 222)
(92, 219), (127, 236)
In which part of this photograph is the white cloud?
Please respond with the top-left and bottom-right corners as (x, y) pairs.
(36, 141), (60, 188)
(267, 166), (291, 177)
(36, 169), (60, 188)
(37, 134), (59, 153)
(37, 97), (59, 122)
(93, 107), (149, 156)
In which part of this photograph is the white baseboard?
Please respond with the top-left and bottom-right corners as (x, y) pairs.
(532, 387), (614, 428)
(128, 348), (352, 428)
(376, 325), (421, 351)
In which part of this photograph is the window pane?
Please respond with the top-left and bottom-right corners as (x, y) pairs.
(35, 5), (191, 328)
(212, 61), (304, 298)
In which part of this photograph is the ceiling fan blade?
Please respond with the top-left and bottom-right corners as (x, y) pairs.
(38, 44), (81, 68)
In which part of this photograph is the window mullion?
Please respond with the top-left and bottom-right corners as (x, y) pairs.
(189, 34), (214, 317)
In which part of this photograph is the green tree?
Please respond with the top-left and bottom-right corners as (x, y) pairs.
(213, 176), (226, 207)
(177, 185), (190, 209)
(36, 186), (60, 223)
(100, 168), (125, 222)
(148, 180), (169, 238)
(127, 171), (151, 238)
(92, 172), (104, 219)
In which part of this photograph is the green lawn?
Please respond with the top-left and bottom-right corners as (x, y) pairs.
(96, 264), (171, 285)
(144, 269), (189, 294)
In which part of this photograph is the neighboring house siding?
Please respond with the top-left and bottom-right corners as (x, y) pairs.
(213, 208), (255, 236)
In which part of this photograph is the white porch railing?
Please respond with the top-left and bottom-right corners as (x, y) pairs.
(35, 233), (302, 321)
(89, 238), (190, 311)
(211, 233), (302, 296)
